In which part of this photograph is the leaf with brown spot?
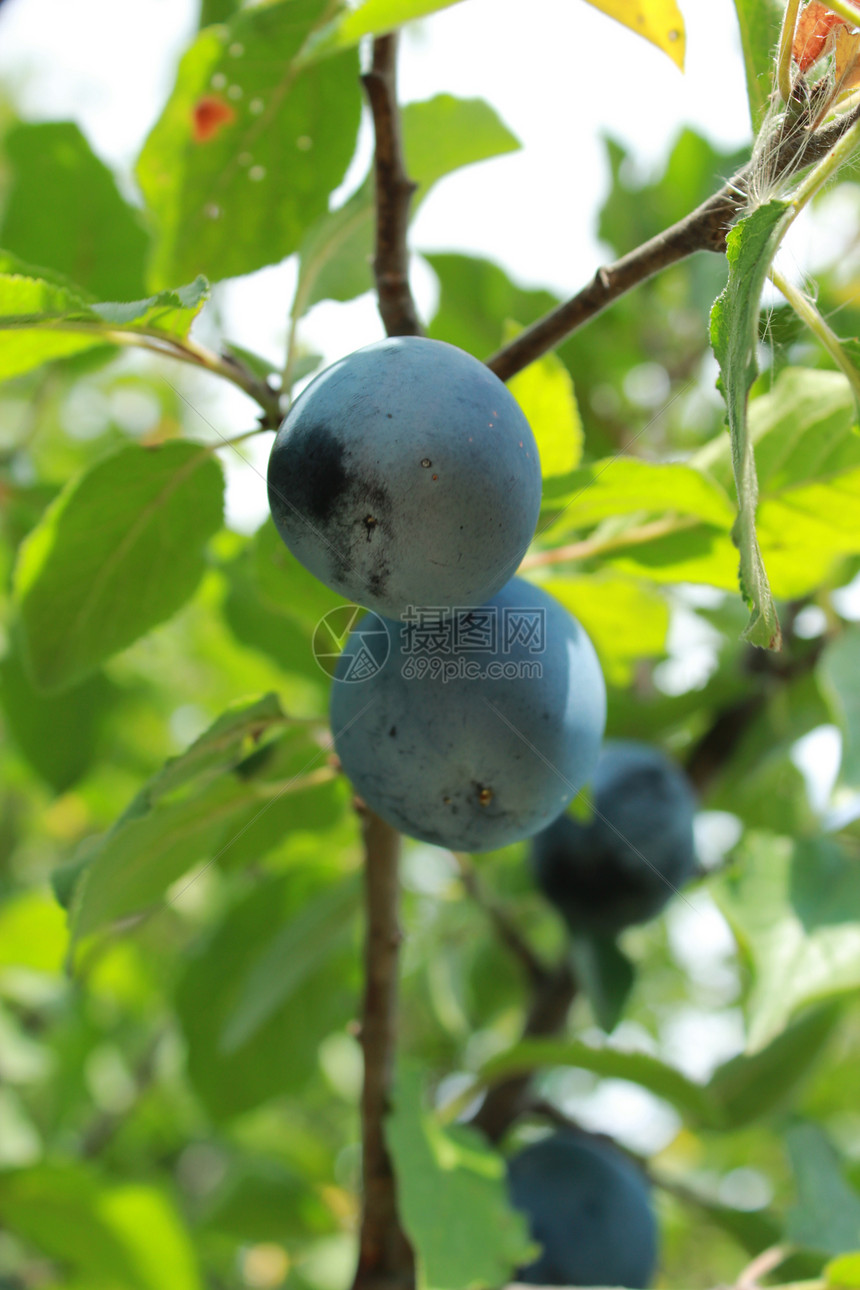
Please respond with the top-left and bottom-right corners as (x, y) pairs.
(191, 95), (236, 143)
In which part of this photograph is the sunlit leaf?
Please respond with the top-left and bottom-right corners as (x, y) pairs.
(0, 1165), (202, 1290)
(137, 0), (362, 287)
(13, 441), (223, 691)
(732, 0), (782, 127)
(583, 0), (685, 69)
(715, 833), (860, 1050)
(710, 199), (791, 649)
(508, 346), (582, 478)
(0, 271), (209, 383)
(0, 121), (149, 301)
(388, 1064), (534, 1290)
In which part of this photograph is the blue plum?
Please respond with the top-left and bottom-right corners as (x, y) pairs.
(532, 740), (697, 934)
(267, 336), (542, 619)
(507, 1130), (658, 1288)
(329, 577), (606, 852)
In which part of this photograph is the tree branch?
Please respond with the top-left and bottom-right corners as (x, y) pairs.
(684, 613), (828, 795)
(362, 34), (422, 338)
(353, 807), (415, 1290)
(451, 852), (550, 989)
(469, 959), (578, 1144)
(350, 36), (421, 1290)
(486, 102), (860, 382)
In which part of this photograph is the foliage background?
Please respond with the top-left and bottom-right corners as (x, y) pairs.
(1, 1), (860, 1289)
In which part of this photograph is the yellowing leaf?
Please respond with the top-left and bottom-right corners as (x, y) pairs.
(582, 0), (685, 70)
(508, 348), (582, 478)
(834, 24), (860, 94)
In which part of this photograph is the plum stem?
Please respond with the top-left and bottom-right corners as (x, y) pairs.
(362, 34), (423, 339)
(352, 806), (415, 1290)
(452, 851), (550, 988)
(486, 100), (860, 382)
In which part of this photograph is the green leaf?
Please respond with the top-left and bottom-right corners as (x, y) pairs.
(714, 834), (860, 1050)
(0, 272), (209, 383)
(820, 627), (860, 789)
(292, 96), (520, 317)
(200, 0), (240, 24)
(404, 94), (520, 202)
(252, 518), (347, 627)
(696, 366), (860, 495)
(569, 933), (635, 1034)
(0, 1165), (202, 1290)
(137, 1), (362, 288)
(544, 573), (669, 686)
(710, 199), (791, 648)
(0, 121), (149, 301)
(693, 368), (860, 598)
(122, 692), (286, 818)
(175, 867), (359, 1119)
(476, 1037), (717, 1125)
(221, 872), (360, 1051)
(0, 645), (115, 792)
(387, 1064), (533, 1290)
(13, 441), (224, 691)
(304, 0), (468, 57)
(827, 1252), (860, 1287)
(508, 345), (582, 478)
(68, 695), (325, 942)
(0, 273), (100, 379)
(731, 0), (782, 130)
(71, 774), (255, 943)
(706, 1004), (840, 1128)
(605, 523), (740, 589)
(540, 456), (735, 536)
(221, 553), (331, 694)
(786, 1124), (860, 1256)
(0, 889), (68, 974)
(750, 367), (860, 491)
(427, 252), (559, 359)
(200, 1159), (335, 1242)
(757, 466), (860, 597)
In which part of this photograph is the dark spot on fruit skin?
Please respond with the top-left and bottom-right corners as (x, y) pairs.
(389, 726), (397, 737)
(364, 515), (377, 541)
(272, 421), (349, 527)
(475, 783), (494, 806)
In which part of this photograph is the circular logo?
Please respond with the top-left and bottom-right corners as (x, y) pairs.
(312, 605), (390, 682)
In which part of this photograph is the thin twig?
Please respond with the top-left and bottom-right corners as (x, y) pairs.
(469, 959), (578, 1144)
(487, 103), (860, 382)
(80, 1032), (163, 1158)
(521, 515), (700, 572)
(737, 1245), (792, 1290)
(353, 807), (415, 1290)
(451, 852), (549, 989)
(684, 616), (829, 794)
(362, 35), (422, 338)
